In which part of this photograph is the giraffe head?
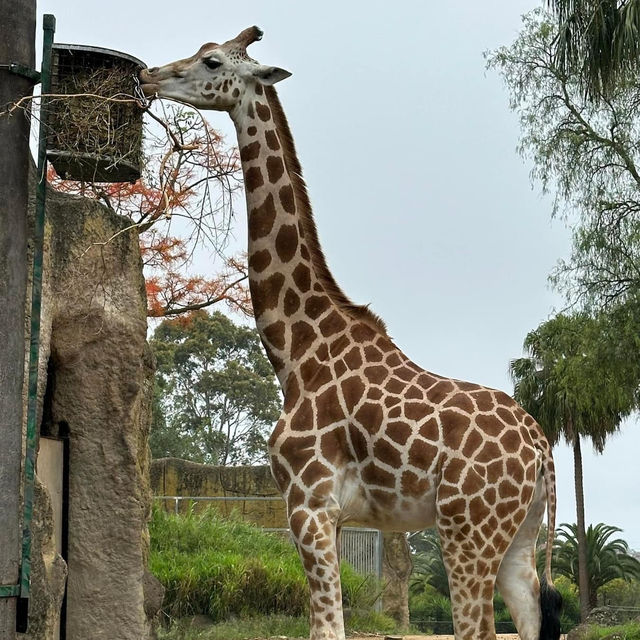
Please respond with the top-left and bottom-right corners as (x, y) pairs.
(139, 26), (291, 110)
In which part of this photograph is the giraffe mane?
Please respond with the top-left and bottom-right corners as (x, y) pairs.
(263, 86), (388, 336)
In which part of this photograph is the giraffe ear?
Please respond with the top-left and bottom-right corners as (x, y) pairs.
(252, 65), (292, 85)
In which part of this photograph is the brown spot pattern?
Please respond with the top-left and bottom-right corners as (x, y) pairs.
(240, 141), (261, 162)
(275, 224), (298, 262)
(249, 249), (271, 273)
(245, 165), (264, 192)
(251, 272), (284, 318)
(255, 101), (271, 121)
(249, 194), (276, 240)
(279, 184), (295, 214)
(291, 321), (317, 360)
(266, 155), (285, 183)
(265, 129), (280, 150)
(283, 288), (300, 316)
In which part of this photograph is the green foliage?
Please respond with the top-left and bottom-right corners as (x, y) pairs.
(599, 577), (640, 608)
(157, 610), (401, 640)
(156, 615), (309, 640)
(487, 9), (640, 309)
(150, 310), (282, 465)
(554, 575), (582, 632)
(409, 529), (450, 598)
(547, 0), (640, 99)
(509, 312), (639, 452)
(580, 621), (640, 640)
(552, 523), (640, 608)
(347, 611), (399, 635)
(150, 507), (307, 621)
(409, 584), (453, 635)
(149, 506), (383, 624)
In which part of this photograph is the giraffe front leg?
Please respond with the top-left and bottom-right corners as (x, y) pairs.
(289, 506), (345, 640)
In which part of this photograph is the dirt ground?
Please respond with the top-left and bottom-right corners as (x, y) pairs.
(348, 636), (522, 640)
(348, 636), (568, 640)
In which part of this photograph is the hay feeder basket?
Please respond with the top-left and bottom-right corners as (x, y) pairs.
(47, 43), (146, 183)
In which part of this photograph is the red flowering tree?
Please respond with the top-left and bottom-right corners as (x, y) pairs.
(48, 103), (250, 318)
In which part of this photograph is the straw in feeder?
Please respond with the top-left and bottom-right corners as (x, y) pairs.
(46, 44), (146, 183)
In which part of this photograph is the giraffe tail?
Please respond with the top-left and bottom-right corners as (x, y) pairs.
(539, 448), (562, 640)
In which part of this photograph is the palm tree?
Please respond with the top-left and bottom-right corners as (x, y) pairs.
(510, 312), (638, 619)
(552, 523), (640, 608)
(547, 0), (640, 97)
(409, 529), (450, 598)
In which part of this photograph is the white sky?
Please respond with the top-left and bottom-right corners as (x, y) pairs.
(39, 0), (640, 548)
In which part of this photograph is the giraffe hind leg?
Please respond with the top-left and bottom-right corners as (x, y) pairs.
(495, 471), (561, 640)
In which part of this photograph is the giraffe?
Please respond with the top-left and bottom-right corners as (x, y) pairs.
(140, 27), (563, 640)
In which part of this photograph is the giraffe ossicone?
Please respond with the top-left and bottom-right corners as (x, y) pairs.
(141, 28), (563, 640)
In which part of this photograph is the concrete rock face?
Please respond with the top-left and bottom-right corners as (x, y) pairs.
(24, 477), (68, 640)
(381, 532), (412, 629)
(23, 178), (156, 640)
(150, 458), (287, 527)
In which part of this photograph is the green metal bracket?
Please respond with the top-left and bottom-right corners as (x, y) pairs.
(0, 585), (21, 598)
(8, 63), (41, 84)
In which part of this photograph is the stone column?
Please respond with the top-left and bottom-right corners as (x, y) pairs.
(381, 532), (412, 629)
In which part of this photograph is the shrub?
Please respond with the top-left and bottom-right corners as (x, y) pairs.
(581, 622), (640, 640)
(149, 506), (384, 623)
(599, 578), (640, 608)
(409, 584), (452, 634)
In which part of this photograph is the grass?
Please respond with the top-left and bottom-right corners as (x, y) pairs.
(150, 506), (309, 621)
(156, 614), (309, 640)
(149, 505), (397, 636)
(156, 611), (401, 640)
(581, 621), (640, 640)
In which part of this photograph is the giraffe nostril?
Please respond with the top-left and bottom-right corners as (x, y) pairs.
(148, 67), (159, 74)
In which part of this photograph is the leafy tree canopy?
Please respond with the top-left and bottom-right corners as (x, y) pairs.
(150, 310), (282, 465)
(510, 311), (639, 451)
(547, 0), (640, 99)
(551, 523), (640, 608)
(487, 9), (640, 309)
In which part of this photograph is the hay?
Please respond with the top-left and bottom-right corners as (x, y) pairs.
(46, 46), (145, 182)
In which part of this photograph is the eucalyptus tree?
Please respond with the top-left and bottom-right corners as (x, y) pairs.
(150, 310), (282, 465)
(510, 312), (639, 618)
(487, 9), (640, 309)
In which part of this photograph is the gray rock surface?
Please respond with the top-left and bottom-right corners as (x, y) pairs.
(381, 532), (412, 629)
(22, 174), (156, 640)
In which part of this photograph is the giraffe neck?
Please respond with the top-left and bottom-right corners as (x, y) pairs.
(231, 85), (386, 386)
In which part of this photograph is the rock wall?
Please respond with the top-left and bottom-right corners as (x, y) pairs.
(150, 458), (287, 528)
(21, 175), (157, 640)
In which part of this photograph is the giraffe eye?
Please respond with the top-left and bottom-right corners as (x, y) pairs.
(203, 58), (222, 70)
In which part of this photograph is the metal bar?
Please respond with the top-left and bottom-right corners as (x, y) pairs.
(153, 495), (283, 502)
(8, 63), (40, 83)
(19, 13), (55, 601)
(0, 586), (20, 599)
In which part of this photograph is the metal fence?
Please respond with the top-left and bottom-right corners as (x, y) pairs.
(154, 495), (383, 578)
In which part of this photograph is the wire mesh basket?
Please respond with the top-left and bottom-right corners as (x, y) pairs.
(46, 43), (146, 183)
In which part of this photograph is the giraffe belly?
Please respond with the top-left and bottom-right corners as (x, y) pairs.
(336, 466), (438, 532)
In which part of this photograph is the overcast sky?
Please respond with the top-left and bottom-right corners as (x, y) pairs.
(39, 0), (640, 548)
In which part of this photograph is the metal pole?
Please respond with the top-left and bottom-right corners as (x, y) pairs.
(20, 14), (55, 609)
(0, 0), (36, 636)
